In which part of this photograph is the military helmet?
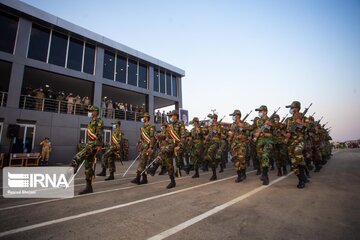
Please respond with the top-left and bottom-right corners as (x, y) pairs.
(167, 109), (179, 117)
(87, 105), (99, 112)
(229, 109), (241, 116)
(308, 116), (314, 121)
(192, 117), (199, 122)
(273, 114), (280, 120)
(286, 101), (301, 109)
(212, 113), (218, 119)
(255, 105), (267, 112)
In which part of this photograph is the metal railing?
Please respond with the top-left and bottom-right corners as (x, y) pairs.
(0, 91), (8, 107)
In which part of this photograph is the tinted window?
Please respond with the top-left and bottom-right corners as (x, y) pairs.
(153, 68), (159, 92)
(103, 50), (115, 80)
(159, 70), (165, 94)
(115, 55), (126, 83)
(172, 75), (177, 97)
(138, 63), (148, 89)
(0, 60), (12, 92)
(166, 73), (171, 95)
(28, 24), (50, 62)
(127, 59), (138, 86)
(49, 31), (68, 67)
(83, 43), (95, 74)
(67, 37), (83, 71)
(0, 11), (18, 54)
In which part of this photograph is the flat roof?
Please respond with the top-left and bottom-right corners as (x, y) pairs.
(1, 0), (185, 76)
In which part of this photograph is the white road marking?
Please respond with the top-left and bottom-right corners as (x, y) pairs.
(148, 173), (293, 240)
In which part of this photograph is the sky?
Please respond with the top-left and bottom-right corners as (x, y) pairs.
(20, 0), (360, 142)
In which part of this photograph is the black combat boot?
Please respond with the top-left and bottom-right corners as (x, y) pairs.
(304, 166), (311, 181)
(256, 168), (262, 175)
(96, 168), (106, 177)
(235, 170), (242, 183)
(261, 167), (269, 185)
(192, 168), (199, 178)
(166, 176), (176, 189)
(297, 166), (307, 188)
(277, 168), (283, 176)
(283, 165), (288, 175)
(209, 167), (217, 181)
(314, 164), (322, 172)
(296, 174), (305, 188)
(241, 169), (247, 181)
(131, 173), (141, 185)
(79, 180), (93, 195)
(219, 163), (224, 173)
(185, 164), (192, 175)
(140, 173), (148, 184)
(159, 166), (167, 175)
(105, 172), (114, 181)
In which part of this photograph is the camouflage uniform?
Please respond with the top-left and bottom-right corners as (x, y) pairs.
(72, 105), (103, 194)
(217, 126), (229, 173)
(189, 117), (204, 178)
(272, 115), (288, 176)
(253, 105), (273, 185)
(229, 110), (251, 182)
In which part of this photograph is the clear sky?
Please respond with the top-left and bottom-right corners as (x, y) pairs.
(21, 0), (360, 142)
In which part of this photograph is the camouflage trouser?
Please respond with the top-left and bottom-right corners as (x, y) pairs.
(312, 143), (322, 165)
(273, 143), (287, 169)
(162, 143), (175, 176)
(101, 148), (119, 173)
(190, 142), (203, 169)
(72, 147), (96, 181)
(204, 141), (220, 168)
(136, 149), (150, 174)
(231, 142), (247, 171)
(256, 138), (272, 169)
(216, 140), (228, 166)
(287, 139), (306, 175)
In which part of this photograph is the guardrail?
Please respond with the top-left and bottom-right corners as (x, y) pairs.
(0, 92), (8, 107)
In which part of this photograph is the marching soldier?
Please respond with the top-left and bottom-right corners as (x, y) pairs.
(131, 113), (155, 185)
(97, 120), (123, 180)
(284, 101), (309, 188)
(253, 105), (273, 185)
(228, 110), (251, 182)
(71, 105), (103, 194)
(189, 117), (204, 178)
(272, 114), (288, 176)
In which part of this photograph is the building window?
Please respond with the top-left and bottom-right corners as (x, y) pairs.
(103, 129), (111, 145)
(67, 37), (83, 71)
(0, 11), (18, 54)
(127, 59), (138, 86)
(115, 55), (127, 83)
(166, 73), (171, 95)
(138, 63), (148, 89)
(18, 124), (36, 153)
(159, 70), (165, 94)
(172, 75), (177, 97)
(103, 50), (115, 80)
(83, 43), (95, 75)
(48, 31), (68, 67)
(153, 68), (159, 92)
(28, 24), (50, 62)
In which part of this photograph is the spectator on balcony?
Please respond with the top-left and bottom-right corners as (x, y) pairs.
(156, 110), (161, 123)
(34, 87), (45, 111)
(66, 93), (74, 114)
(82, 96), (91, 113)
(162, 111), (167, 123)
(74, 95), (81, 114)
(101, 97), (107, 117)
(56, 91), (66, 113)
(107, 99), (114, 118)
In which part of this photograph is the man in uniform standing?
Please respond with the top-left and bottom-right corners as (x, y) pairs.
(189, 117), (204, 178)
(253, 105), (273, 185)
(228, 110), (251, 182)
(40, 137), (51, 166)
(71, 105), (103, 194)
(97, 120), (123, 180)
(131, 113), (155, 185)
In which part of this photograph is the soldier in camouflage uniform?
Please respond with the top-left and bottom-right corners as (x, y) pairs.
(272, 114), (288, 176)
(284, 101), (308, 188)
(122, 138), (129, 161)
(307, 116), (323, 172)
(228, 110), (251, 182)
(204, 113), (222, 181)
(163, 110), (186, 188)
(189, 117), (204, 178)
(253, 105), (273, 185)
(131, 113), (155, 185)
(148, 123), (168, 176)
(96, 120), (123, 180)
(71, 105), (103, 194)
(217, 125), (229, 173)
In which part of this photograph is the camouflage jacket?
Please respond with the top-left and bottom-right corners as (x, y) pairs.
(87, 117), (103, 147)
(166, 120), (186, 147)
(140, 123), (155, 149)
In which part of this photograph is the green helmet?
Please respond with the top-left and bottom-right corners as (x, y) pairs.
(229, 109), (241, 116)
(286, 101), (301, 110)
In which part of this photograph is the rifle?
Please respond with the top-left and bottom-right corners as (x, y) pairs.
(259, 107), (280, 132)
(122, 154), (140, 177)
(280, 114), (288, 123)
(140, 156), (160, 175)
(206, 115), (225, 141)
(322, 122), (328, 128)
(242, 110), (252, 122)
(316, 116), (323, 125)
(67, 160), (85, 186)
(290, 103), (312, 133)
(311, 112), (316, 117)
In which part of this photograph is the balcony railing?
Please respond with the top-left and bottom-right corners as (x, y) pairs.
(18, 95), (143, 121)
(0, 91), (8, 107)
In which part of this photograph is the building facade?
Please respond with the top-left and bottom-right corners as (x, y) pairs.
(0, 0), (185, 164)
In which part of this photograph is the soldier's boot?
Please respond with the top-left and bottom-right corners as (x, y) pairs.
(105, 172), (114, 181)
(79, 180), (93, 195)
(209, 167), (217, 181)
(314, 164), (322, 172)
(166, 176), (176, 189)
(304, 166), (311, 181)
(159, 166), (167, 175)
(131, 173), (141, 185)
(219, 163), (224, 173)
(277, 168), (283, 176)
(283, 166), (288, 175)
(192, 168), (200, 178)
(261, 167), (270, 185)
(296, 174), (305, 189)
(241, 169), (247, 181)
(270, 163), (275, 171)
(96, 168), (106, 177)
(140, 173), (148, 184)
(235, 170), (242, 183)
(149, 163), (160, 176)
(185, 164), (192, 175)
(256, 168), (262, 175)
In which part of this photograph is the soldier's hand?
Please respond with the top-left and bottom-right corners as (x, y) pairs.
(146, 148), (153, 156)
(265, 120), (272, 126)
